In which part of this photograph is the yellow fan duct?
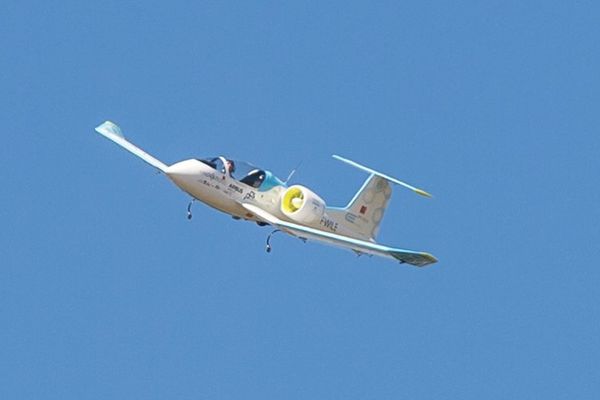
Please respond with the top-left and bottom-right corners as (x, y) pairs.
(282, 186), (305, 213)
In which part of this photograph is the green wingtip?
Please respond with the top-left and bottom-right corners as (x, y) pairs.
(415, 188), (433, 198)
(424, 253), (438, 264)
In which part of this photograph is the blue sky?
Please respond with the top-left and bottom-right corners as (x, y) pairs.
(1, 1), (599, 398)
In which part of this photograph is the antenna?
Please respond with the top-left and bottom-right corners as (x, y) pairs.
(284, 161), (302, 184)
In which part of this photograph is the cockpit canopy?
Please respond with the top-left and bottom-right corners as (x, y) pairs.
(197, 156), (285, 191)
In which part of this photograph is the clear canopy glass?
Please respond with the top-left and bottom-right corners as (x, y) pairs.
(197, 156), (285, 191)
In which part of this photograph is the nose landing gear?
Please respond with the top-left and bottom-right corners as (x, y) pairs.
(187, 199), (195, 220)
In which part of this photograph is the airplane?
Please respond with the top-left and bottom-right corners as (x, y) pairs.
(94, 121), (438, 267)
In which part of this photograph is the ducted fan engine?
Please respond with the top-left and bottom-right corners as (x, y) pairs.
(280, 185), (326, 225)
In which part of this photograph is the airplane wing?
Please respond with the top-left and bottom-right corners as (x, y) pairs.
(95, 121), (169, 173)
(241, 203), (437, 267)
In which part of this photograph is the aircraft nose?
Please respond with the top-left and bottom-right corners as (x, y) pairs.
(165, 159), (205, 177)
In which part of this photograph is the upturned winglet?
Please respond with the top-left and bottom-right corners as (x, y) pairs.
(95, 121), (168, 173)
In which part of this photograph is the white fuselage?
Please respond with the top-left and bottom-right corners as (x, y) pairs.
(165, 159), (285, 221)
(165, 159), (371, 241)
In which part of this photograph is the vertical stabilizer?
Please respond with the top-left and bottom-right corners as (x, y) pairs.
(328, 174), (392, 240)
(327, 155), (432, 242)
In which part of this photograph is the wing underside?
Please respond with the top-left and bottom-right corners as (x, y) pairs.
(242, 204), (437, 267)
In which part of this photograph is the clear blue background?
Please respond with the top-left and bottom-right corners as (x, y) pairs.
(2, 1), (599, 398)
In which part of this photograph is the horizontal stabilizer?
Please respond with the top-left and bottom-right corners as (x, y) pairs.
(95, 121), (168, 172)
(332, 154), (432, 197)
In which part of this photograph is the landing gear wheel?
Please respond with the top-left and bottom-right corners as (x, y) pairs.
(265, 229), (281, 253)
(187, 199), (195, 220)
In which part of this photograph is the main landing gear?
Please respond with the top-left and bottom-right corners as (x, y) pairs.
(265, 229), (281, 253)
(265, 231), (308, 253)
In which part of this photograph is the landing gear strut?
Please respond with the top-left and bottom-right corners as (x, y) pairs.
(265, 229), (281, 253)
(187, 199), (195, 220)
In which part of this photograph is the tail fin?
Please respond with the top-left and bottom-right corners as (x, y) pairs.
(327, 155), (432, 241)
(328, 174), (392, 240)
(95, 121), (169, 172)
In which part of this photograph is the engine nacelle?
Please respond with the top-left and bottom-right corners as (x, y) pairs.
(280, 185), (326, 225)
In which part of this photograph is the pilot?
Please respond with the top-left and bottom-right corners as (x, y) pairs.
(225, 159), (236, 177)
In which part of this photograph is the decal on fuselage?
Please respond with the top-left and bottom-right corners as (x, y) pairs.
(203, 171), (219, 181)
(320, 216), (339, 232)
(345, 213), (357, 223)
(228, 183), (243, 194)
(243, 191), (256, 201)
(345, 212), (368, 224)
